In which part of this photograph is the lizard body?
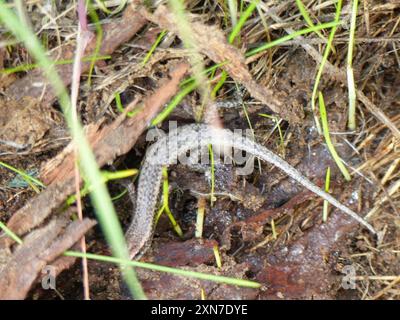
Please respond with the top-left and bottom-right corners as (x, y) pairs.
(125, 124), (375, 259)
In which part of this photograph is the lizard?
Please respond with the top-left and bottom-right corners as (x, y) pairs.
(125, 124), (376, 259)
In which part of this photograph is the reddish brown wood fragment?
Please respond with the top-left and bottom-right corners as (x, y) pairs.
(0, 217), (96, 300)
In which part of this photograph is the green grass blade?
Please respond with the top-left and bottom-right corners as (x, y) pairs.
(295, 0), (330, 48)
(86, 1), (104, 87)
(211, 70), (228, 99)
(67, 169), (137, 209)
(114, 92), (142, 117)
(180, 62), (227, 86)
(347, 0), (359, 130)
(142, 30), (167, 66)
(242, 100), (262, 173)
(295, 0), (318, 32)
(226, 0), (238, 28)
(195, 198), (206, 238)
(311, 0), (343, 134)
(208, 144), (216, 205)
(151, 81), (197, 126)
(246, 20), (340, 57)
(64, 251), (261, 288)
(161, 167), (183, 237)
(168, 0), (210, 120)
(0, 160), (44, 193)
(229, 0), (260, 44)
(93, 0), (127, 15)
(101, 169), (138, 181)
(214, 0), (260, 99)
(259, 113), (285, 153)
(319, 92), (351, 181)
(213, 245), (222, 269)
(322, 166), (331, 222)
(151, 62), (228, 126)
(0, 220), (23, 244)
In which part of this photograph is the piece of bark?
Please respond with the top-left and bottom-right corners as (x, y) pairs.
(0, 217), (96, 300)
(141, 5), (304, 123)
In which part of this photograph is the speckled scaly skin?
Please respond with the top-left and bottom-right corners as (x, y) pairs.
(125, 124), (375, 259)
